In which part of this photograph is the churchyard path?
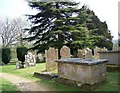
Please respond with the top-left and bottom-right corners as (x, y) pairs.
(0, 73), (52, 92)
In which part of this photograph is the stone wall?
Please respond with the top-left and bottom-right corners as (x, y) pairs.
(99, 50), (120, 65)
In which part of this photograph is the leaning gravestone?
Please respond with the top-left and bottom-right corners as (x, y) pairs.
(77, 49), (83, 58)
(45, 47), (58, 71)
(86, 48), (92, 59)
(60, 45), (71, 59)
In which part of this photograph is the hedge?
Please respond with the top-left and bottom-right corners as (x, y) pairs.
(2, 48), (11, 64)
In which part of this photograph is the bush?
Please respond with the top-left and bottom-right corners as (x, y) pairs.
(16, 47), (27, 68)
(16, 47), (27, 62)
(2, 48), (11, 64)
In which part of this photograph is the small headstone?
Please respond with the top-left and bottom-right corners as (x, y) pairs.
(86, 48), (92, 59)
(77, 49), (83, 58)
(16, 61), (20, 69)
(60, 45), (71, 59)
(16, 61), (25, 69)
(103, 47), (107, 51)
(94, 46), (100, 59)
(37, 53), (44, 61)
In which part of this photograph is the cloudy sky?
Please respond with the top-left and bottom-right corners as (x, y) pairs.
(0, 0), (119, 45)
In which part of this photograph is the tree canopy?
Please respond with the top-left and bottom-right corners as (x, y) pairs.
(25, 1), (113, 54)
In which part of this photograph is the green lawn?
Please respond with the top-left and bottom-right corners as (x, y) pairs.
(0, 62), (119, 92)
(0, 78), (20, 93)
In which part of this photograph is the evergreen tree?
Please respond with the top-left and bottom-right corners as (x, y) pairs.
(25, 1), (113, 56)
(25, 1), (82, 54)
(79, 6), (113, 50)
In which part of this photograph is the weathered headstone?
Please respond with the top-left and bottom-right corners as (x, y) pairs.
(77, 49), (83, 58)
(103, 47), (107, 51)
(37, 53), (44, 61)
(60, 45), (71, 59)
(94, 46), (100, 59)
(45, 47), (58, 71)
(86, 48), (92, 59)
(25, 52), (36, 67)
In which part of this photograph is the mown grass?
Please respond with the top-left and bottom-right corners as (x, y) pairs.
(0, 63), (83, 91)
(0, 78), (20, 93)
(0, 62), (119, 92)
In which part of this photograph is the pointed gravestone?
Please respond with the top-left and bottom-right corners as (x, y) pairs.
(60, 45), (71, 59)
(45, 47), (58, 71)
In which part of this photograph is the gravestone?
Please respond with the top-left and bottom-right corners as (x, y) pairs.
(45, 47), (58, 71)
(16, 61), (21, 69)
(60, 46), (71, 59)
(16, 61), (26, 69)
(86, 48), (92, 59)
(37, 53), (44, 61)
(94, 46), (100, 59)
(103, 47), (107, 51)
(25, 52), (36, 67)
(77, 49), (83, 58)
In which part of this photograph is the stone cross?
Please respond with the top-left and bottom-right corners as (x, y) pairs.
(60, 45), (71, 59)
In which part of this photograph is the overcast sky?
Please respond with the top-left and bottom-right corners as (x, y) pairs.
(0, 0), (119, 45)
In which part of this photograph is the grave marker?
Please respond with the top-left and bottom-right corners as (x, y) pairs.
(60, 45), (71, 59)
(77, 49), (83, 58)
(45, 47), (58, 71)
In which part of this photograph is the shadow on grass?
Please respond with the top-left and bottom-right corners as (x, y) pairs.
(32, 71), (120, 92)
(33, 73), (87, 92)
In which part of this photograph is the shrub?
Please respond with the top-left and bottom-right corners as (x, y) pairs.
(2, 48), (11, 64)
(16, 47), (27, 68)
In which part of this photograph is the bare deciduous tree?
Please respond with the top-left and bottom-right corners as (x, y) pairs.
(0, 18), (29, 47)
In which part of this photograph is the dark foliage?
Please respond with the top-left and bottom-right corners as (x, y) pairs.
(2, 48), (11, 64)
(16, 47), (27, 68)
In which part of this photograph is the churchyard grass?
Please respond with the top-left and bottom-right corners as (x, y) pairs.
(0, 62), (83, 91)
(0, 62), (119, 91)
(0, 78), (20, 92)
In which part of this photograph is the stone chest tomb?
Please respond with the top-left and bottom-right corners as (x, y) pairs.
(99, 50), (120, 65)
(55, 58), (108, 87)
